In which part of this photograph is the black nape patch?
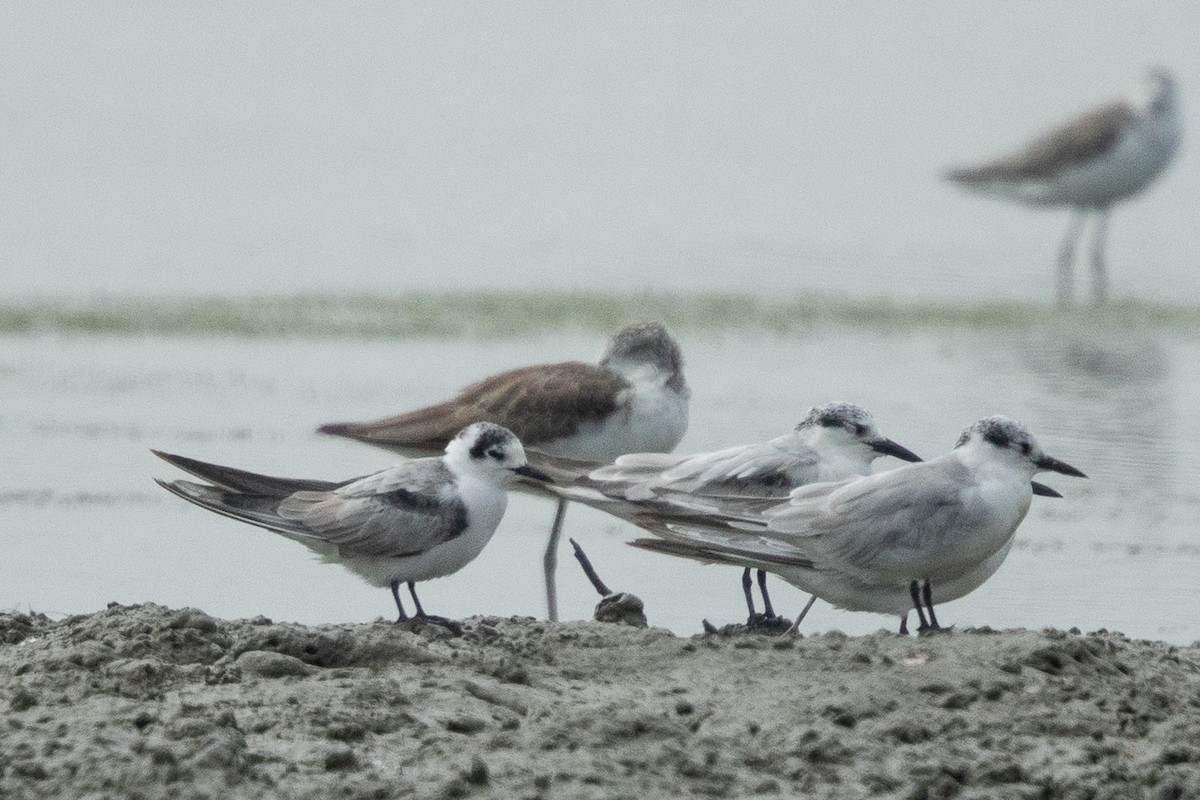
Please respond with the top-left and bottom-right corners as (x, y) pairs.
(469, 427), (510, 460)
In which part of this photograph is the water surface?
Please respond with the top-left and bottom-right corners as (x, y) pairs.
(4, 304), (1197, 642)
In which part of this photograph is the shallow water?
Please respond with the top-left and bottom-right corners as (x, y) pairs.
(4, 311), (1199, 643)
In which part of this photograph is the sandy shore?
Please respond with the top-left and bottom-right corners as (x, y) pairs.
(2, 603), (1199, 799)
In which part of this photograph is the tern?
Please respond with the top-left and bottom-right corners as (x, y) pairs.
(154, 422), (552, 632)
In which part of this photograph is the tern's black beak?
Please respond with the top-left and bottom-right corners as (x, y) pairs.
(870, 438), (923, 463)
(512, 464), (554, 483)
(1034, 454), (1087, 478)
(1031, 481), (1062, 498)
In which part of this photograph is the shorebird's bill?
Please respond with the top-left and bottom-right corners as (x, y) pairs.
(512, 464), (554, 483)
(1034, 454), (1086, 478)
(870, 438), (923, 463)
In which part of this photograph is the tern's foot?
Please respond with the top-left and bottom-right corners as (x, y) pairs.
(396, 614), (463, 636)
(746, 613), (792, 634)
(917, 623), (955, 636)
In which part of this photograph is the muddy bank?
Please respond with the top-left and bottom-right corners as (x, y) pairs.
(2, 604), (1199, 799)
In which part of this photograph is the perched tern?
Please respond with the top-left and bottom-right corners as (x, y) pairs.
(154, 422), (552, 631)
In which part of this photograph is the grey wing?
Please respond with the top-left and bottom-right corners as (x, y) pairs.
(590, 440), (816, 500)
(948, 100), (1137, 182)
(765, 462), (973, 572)
(628, 515), (817, 570)
(277, 459), (469, 558)
(586, 453), (688, 500)
(152, 450), (351, 494)
(656, 440), (820, 495)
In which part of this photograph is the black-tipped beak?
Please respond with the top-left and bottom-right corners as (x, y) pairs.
(1031, 481), (1062, 498)
(512, 464), (554, 483)
(1034, 454), (1087, 478)
(870, 438), (923, 463)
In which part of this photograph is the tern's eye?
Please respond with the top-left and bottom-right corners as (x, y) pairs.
(487, 449), (503, 461)
(1019, 442), (1031, 456)
(853, 423), (867, 436)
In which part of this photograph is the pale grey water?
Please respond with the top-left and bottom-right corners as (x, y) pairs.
(2, 4), (1200, 641)
(4, 324), (1200, 642)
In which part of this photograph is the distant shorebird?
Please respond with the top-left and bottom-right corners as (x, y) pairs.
(154, 423), (552, 632)
(947, 68), (1181, 305)
(629, 417), (1085, 634)
(318, 322), (689, 621)
(532, 402), (922, 627)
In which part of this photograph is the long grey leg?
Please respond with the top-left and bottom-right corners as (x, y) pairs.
(1056, 210), (1086, 306)
(544, 499), (569, 622)
(1089, 206), (1110, 304)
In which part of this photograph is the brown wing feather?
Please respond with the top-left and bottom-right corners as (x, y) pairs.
(319, 361), (629, 452)
(948, 100), (1136, 183)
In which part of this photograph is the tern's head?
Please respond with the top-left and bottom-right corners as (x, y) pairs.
(599, 322), (686, 383)
(955, 416), (1086, 479)
(795, 402), (922, 463)
(445, 422), (553, 485)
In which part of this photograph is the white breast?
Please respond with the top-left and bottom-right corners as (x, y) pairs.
(537, 372), (689, 462)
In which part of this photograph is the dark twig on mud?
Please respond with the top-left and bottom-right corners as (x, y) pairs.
(569, 538), (611, 597)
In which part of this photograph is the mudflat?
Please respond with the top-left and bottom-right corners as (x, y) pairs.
(2, 603), (1198, 799)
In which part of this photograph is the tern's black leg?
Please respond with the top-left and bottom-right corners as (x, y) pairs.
(899, 613), (909, 635)
(390, 579), (409, 623)
(742, 568), (757, 621)
(921, 580), (942, 631)
(406, 581), (463, 635)
(909, 580), (930, 632)
(757, 570), (776, 619)
(407, 582), (427, 617)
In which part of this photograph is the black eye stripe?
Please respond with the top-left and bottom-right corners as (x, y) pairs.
(983, 429), (1010, 449)
(468, 427), (510, 459)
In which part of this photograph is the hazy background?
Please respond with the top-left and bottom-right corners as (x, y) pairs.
(1, 2), (1197, 301)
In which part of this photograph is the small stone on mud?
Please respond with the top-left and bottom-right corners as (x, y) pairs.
(594, 592), (648, 627)
(235, 650), (314, 678)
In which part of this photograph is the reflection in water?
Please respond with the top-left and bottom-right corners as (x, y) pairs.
(1018, 316), (1175, 492)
